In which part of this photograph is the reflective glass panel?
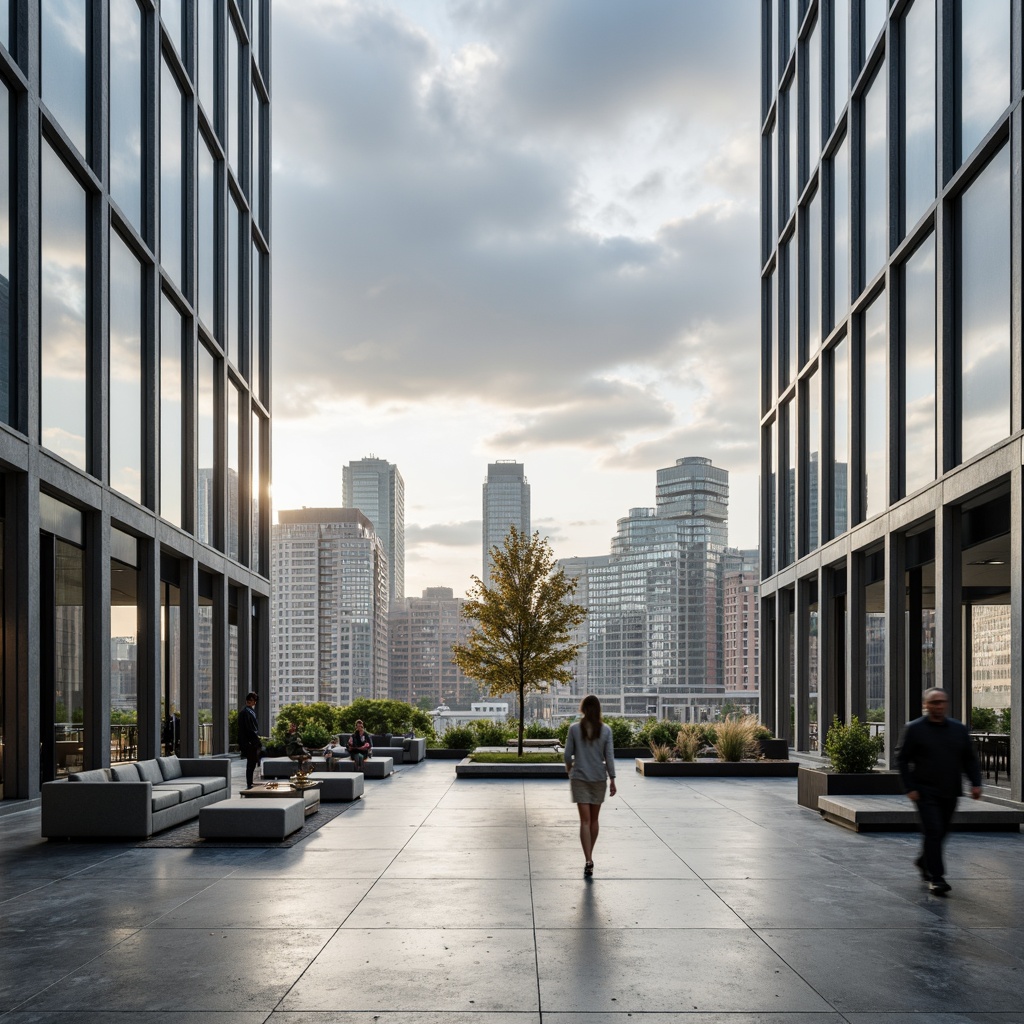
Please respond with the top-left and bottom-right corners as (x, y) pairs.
(784, 398), (796, 565)
(767, 121), (776, 254)
(904, 234), (936, 494)
(833, 0), (849, 124)
(788, 0), (797, 56)
(0, 81), (10, 425)
(961, 147), (1010, 461)
(766, 271), (776, 407)
(110, 0), (142, 232)
(228, 19), (239, 174)
(903, 0), (935, 231)
(199, 142), (215, 333)
(197, 346), (215, 545)
(228, 381), (240, 561)
(786, 235), (797, 383)
(160, 296), (182, 526)
(863, 295), (887, 520)
(228, 195), (239, 362)
(252, 409), (261, 573)
(42, 0), (87, 156)
(807, 19), (820, 171)
(787, 81), (797, 216)
(251, 241), (261, 399)
(199, 0), (216, 124)
(806, 368), (820, 551)
(41, 144), (87, 469)
(110, 530), (139, 761)
(54, 537), (85, 777)
(251, 89), (262, 230)
(831, 135), (849, 325)
(865, 575), (885, 714)
(197, 586), (213, 753)
(161, 0), (182, 56)
(832, 336), (848, 536)
(769, 419), (778, 574)
(0, 3), (7, 50)
(807, 188), (820, 354)
(808, 590), (819, 748)
(161, 580), (181, 755)
(960, 0), (1010, 164)
(863, 0), (886, 56)
(109, 232), (142, 502)
(251, 0), (262, 72)
(863, 63), (887, 283)
(160, 60), (182, 286)
(770, 0), (778, 87)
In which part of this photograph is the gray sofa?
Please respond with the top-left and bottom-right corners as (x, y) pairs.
(331, 733), (426, 764)
(41, 755), (231, 839)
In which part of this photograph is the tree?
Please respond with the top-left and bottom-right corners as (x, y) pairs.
(452, 525), (587, 756)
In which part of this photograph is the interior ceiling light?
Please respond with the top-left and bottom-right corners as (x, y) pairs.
(968, 558), (1006, 565)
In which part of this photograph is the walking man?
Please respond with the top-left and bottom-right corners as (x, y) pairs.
(895, 687), (982, 895)
(239, 691), (262, 789)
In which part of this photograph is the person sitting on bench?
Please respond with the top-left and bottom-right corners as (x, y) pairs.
(347, 720), (372, 770)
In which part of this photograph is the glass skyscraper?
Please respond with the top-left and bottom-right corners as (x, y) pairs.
(760, 0), (1021, 799)
(482, 460), (531, 579)
(0, 1), (272, 803)
(342, 455), (405, 606)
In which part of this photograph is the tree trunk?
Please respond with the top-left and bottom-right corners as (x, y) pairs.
(518, 681), (525, 757)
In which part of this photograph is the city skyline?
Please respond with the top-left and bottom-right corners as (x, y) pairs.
(270, 2), (761, 595)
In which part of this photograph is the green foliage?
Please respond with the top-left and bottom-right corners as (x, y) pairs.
(336, 698), (435, 738)
(649, 742), (672, 762)
(472, 719), (513, 745)
(452, 525), (587, 755)
(228, 708), (239, 745)
(752, 722), (773, 741)
(674, 728), (701, 762)
(866, 706), (886, 722)
(999, 706), (1011, 733)
(824, 715), (882, 773)
(300, 723), (333, 748)
(470, 751), (563, 764)
(197, 709), (213, 724)
(272, 701), (339, 744)
(439, 725), (476, 749)
(970, 706), (998, 732)
(636, 718), (680, 747)
(556, 719), (572, 743)
(524, 721), (558, 739)
(604, 716), (635, 747)
(110, 708), (137, 725)
(714, 715), (758, 762)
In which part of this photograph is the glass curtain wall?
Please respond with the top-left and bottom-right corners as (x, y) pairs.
(110, 529), (139, 764)
(160, 297), (183, 526)
(832, 336), (849, 537)
(41, 0), (87, 156)
(161, 579), (181, 756)
(863, 296), (887, 521)
(197, 574), (213, 755)
(959, 0), (1010, 165)
(0, 81), (11, 427)
(903, 235), (936, 494)
(110, 0), (142, 232)
(197, 345), (215, 546)
(902, 0), (935, 232)
(109, 232), (143, 503)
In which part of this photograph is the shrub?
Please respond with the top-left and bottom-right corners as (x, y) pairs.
(753, 722), (773, 741)
(649, 742), (672, 762)
(698, 723), (718, 747)
(605, 716), (636, 748)
(674, 727), (701, 762)
(300, 723), (333, 749)
(524, 722), (558, 739)
(714, 715), (758, 762)
(636, 718), (680, 748)
(228, 708), (238, 745)
(473, 719), (513, 745)
(970, 706), (998, 732)
(999, 707), (1011, 734)
(337, 698), (435, 738)
(439, 725), (476, 749)
(824, 715), (881, 773)
(272, 702), (339, 745)
(556, 719), (572, 743)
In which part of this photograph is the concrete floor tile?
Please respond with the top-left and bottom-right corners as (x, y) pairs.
(385, 845), (531, 878)
(11, 1014), (271, 1024)
(528, 843), (697, 879)
(535, 928), (831, 1013)
(678, 847), (849, 879)
(298, 825), (418, 851)
(842, 1015), (1024, 1023)
(229, 847), (398, 879)
(279, 929), (539, 1012)
(72, 847), (264, 879)
(19, 928), (332, 1013)
(420, 808), (526, 827)
(758, 926), (1024, 1012)
(972, 928), (1024, 962)
(270, 1014), (538, 1023)
(404, 826), (528, 850)
(544, 1016), (845, 1024)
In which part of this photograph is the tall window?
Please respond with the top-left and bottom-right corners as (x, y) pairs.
(109, 0), (142, 232)
(251, 88), (263, 231)
(228, 195), (239, 362)
(160, 60), (182, 286)
(784, 399), (796, 565)
(109, 232), (143, 503)
(110, 529), (139, 764)
(903, 234), (936, 494)
(805, 19), (820, 173)
(806, 189), (821, 355)
(831, 136), (849, 327)
(41, 0), (87, 157)
(160, 296), (182, 526)
(0, 81), (10, 426)
(251, 241), (262, 400)
(228, 381), (241, 562)
(863, 296), (887, 521)
(959, 0), (1010, 165)
(199, 0), (216, 125)
(862, 64), (887, 285)
(833, 0), (849, 126)
(41, 145), (87, 470)
(197, 345), (215, 546)
(161, 0), (183, 56)
(902, 0), (935, 232)
(806, 369), (820, 551)
(832, 336), (849, 537)
(960, 148), (1010, 461)
(198, 142), (215, 332)
(786, 80), (797, 218)
(228, 17), (240, 175)
(785, 235), (797, 383)
(252, 409), (262, 573)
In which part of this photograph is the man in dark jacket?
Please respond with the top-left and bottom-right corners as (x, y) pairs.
(239, 692), (262, 788)
(895, 688), (982, 895)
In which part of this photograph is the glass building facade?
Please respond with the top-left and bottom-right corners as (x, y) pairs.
(482, 460), (531, 579)
(760, 0), (1021, 799)
(0, 1), (272, 803)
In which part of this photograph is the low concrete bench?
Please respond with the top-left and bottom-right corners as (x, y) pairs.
(260, 756), (328, 779)
(199, 796), (305, 839)
(818, 794), (1024, 833)
(306, 772), (364, 801)
(334, 756), (394, 779)
(505, 739), (561, 749)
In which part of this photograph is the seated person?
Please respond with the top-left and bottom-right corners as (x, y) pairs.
(284, 722), (310, 768)
(346, 720), (372, 769)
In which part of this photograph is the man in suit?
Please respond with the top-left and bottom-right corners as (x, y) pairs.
(895, 687), (982, 896)
(239, 692), (262, 789)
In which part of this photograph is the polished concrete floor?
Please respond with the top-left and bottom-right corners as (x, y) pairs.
(2, 759), (1023, 1022)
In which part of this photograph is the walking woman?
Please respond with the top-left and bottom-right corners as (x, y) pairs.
(564, 694), (617, 877)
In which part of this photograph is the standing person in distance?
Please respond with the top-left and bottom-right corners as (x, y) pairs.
(564, 694), (617, 878)
(895, 687), (982, 896)
(238, 691), (262, 789)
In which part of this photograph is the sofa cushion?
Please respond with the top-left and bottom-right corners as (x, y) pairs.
(110, 763), (140, 782)
(136, 759), (165, 784)
(158, 755), (183, 780)
(156, 781), (204, 801)
(151, 788), (182, 811)
(370, 734), (390, 747)
(187, 775), (227, 795)
(69, 768), (112, 783)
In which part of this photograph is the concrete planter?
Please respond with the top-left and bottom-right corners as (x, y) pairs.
(615, 747), (651, 760)
(758, 738), (789, 760)
(796, 764), (904, 810)
(636, 759), (798, 777)
(455, 758), (566, 779)
(426, 748), (471, 760)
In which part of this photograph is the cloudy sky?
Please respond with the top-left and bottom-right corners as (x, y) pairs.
(271, 0), (761, 595)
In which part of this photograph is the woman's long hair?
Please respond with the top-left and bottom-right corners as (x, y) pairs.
(579, 694), (603, 742)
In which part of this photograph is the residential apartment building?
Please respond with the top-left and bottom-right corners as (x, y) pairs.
(0, 1), (272, 804)
(342, 455), (405, 606)
(271, 509), (388, 719)
(723, 548), (760, 699)
(482, 460), (530, 578)
(388, 587), (482, 709)
(760, 0), (1022, 800)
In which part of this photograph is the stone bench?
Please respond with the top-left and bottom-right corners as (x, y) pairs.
(306, 772), (364, 801)
(818, 794), (1024, 833)
(199, 796), (305, 839)
(333, 756), (394, 779)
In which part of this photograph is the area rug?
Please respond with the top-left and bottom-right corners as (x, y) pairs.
(136, 799), (357, 849)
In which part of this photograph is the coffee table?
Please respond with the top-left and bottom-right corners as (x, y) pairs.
(241, 781), (321, 816)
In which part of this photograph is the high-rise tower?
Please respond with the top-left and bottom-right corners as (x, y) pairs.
(342, 456), (405, 606)
(482, 461), (531, 578)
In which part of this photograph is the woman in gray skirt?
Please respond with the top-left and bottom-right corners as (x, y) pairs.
(564, 694), (617, 877)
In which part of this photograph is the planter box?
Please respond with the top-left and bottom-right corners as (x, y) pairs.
(797, 764), (904, 810)
(636, 759), (798, 778)
(615, 747), (651, 760)
(455, 758), (566, 779)
(426, 748), (471, 760)
(758, 738), (789, 760)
